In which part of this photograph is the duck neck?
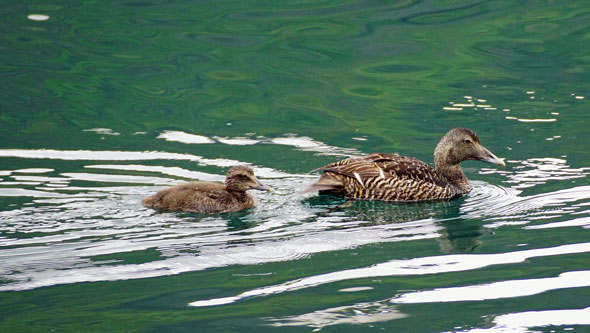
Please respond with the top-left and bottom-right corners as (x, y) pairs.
(434, 162), (472, 194)
(225, 186), (246, 194)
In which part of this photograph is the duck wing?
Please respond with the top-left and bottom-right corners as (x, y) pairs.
(307, 153), (455, 201)
(323, 153), (440, 181)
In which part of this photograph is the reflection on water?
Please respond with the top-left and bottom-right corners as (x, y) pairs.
(393, 270), (590, 304)
(188, 242), (590, 307)
(500, 158), (590, 189)
(462, 307), (590, 333)
(155, 129), (362, 156)
(1, 132), (590, 331)
(267, 301), (407, 331)
(3, 0), (590, 330)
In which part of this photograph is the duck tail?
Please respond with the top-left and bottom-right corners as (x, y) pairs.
(301, 173), (344, 193)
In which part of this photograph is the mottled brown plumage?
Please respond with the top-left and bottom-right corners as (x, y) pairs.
(305, 128), (505, 202)
(143, 165), (270, 214)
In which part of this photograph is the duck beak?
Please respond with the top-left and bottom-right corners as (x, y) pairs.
(478, 145), (506, 166)
(251, 181), (271, 192)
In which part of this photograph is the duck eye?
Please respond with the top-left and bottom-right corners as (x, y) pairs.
(464, 139), (472, 144)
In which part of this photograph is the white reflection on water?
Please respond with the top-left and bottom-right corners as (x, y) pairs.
(13, 168), (54, 173)
(188, 243), (590, 307)
(481, 185), (590, 229)
(461, 307), (590, 333)
(269, 135), (360, 156)
(1, 150), (446, 290)
(0, 188), (64, 198)
(85, 164), (225, 182)
(483, 157), (590, 190)
(443, 95), (499, 112)
(1, 143), (589, 305)
(504, 117), (557, 123)
(266, 301), (406, 331)
(27, 14), (50, 21)
(83, 128), (121, 136)
(0, 149), (240, 167)
(393, 270), (590, 303)
(524, 215), (590, 230)
(0, 201), (441, 291)
(157, 130), (215, 144)
(61, 172), (178, 185)
(213, 136), (262, 145)
(153, 130), (361, 156)
(0, 149), (294, 178)
(265, 270), (590, 331)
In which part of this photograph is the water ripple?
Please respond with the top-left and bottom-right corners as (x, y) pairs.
(266, 301), (406, 329)
(393, 270), (590, 304)
(462, 307), (590, 333)
(188, 243), (590, 307)
(1, 142), (589, 295)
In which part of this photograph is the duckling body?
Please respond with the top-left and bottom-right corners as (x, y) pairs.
(143, 165), (269, 214)
(306, 128), (505, 202)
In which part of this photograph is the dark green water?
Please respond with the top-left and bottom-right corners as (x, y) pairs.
(1, 0), (590, 331)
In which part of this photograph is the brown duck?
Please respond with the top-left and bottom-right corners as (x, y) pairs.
(305, 128), (505, 202)
(143, 165), (270, 214)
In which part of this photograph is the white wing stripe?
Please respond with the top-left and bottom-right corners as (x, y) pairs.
(353, 172), (365, 188)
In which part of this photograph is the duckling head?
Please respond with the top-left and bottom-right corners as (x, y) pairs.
(434, 127), (505, 169)
(225, 165), (271, 192)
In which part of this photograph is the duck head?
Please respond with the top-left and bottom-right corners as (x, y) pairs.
(225, 165), (271, 192)
(434, 127), (505, 169)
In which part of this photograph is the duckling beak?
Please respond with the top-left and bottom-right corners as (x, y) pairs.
(251, 181), (271, 192)
(478, 146), (506, 166)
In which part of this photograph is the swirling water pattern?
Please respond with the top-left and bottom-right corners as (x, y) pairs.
(1, 0), (590, 331)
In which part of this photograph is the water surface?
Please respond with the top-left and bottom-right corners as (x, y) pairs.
(1, 0), (590, 331)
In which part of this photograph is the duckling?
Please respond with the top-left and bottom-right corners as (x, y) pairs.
(305, 128), (505, 202)
(143, 165), (270, 214)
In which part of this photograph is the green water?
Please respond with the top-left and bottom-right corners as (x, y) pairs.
(1, 0), (590, 331)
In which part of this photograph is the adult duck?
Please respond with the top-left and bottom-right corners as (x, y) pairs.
(305, 128), (505, 202)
